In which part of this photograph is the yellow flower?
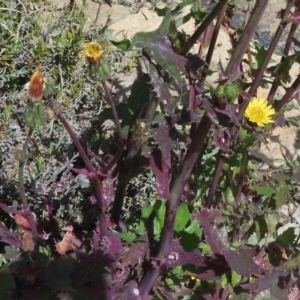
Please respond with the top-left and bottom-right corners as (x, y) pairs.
(244, 97), (275, 127)
(29, 69), (44, 103)
(82, 42), (104, 64)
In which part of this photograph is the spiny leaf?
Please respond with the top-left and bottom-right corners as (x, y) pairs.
(131, 11), (187, 86)
(249, 185), (276, 197)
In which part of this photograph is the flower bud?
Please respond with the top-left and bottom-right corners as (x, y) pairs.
(29, 69), (44, 103)
(82, 42), (104, 64)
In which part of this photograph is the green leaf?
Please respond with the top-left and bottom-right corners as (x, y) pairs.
(221, 274), (228, 288)
(119, 232), (137, 242)
(231, 271), (242, 287)
(253, 42), (268, 70)
(138, 203), (155, 234)
(152, 0), (194, 17)
(131, 11), (187, 86)
(277, 227), (295, 248)
(265, 213), (278, 233)
(199, 242), (211, 255)
(153, 111), (165, 123)
(104, 28), (131, 51)
(141, 203), (154, 219)
(154, 200), (166, 236)
(179, 219), (201, 251)
(273, 51), (300, 84)
(255, 216), (268, 242)
(225, 186), (235, 205)
(174, 203), (190, 232)
(249, 185), (276, 197)
(275, 184), (289, 208)
(280, 252), (300, 270)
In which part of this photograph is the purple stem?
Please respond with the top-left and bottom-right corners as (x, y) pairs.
(205, 150), (226, 208)
(268, 22), (299, 104)
(206, 0), (293, 205)
(275, 74), (300, 111)
(139, 1), (230, 295)
(238, 0), (293, 119)
(47, 96), (108, 236)
(101, 81), (125, 140)
(138, 116), (212, 294)
(18, 127), (39, 248)
(181, 0), (229, 55)
(225, 0), (269, 75)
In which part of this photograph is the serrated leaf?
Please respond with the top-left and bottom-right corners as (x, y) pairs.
(249, 185), (276, 197)
(152, 0), (194, 17)
(276, 227), (295, 248)
(174, 203), (190, 232)
(275, 184), (289, 209)
(253, 42), (268, 70)
(224, 247), (264, 277)
(265, 214), (278, 233)
(131, 11), (187, 86)
(199, 242), (211, 255)
(197, 209), (229, 254)
(247, 232), (258, 246)
(119, 232), (137, 242)
(104, 28), (131, 51)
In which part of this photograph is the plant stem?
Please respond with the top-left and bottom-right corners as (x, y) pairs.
(47, 96), (108, 236)
(268, 22), (299, 104)
(181, 0), (229, 55)
(138, 115), (212, 294)
(198, 0), (227, 89)
(238, 0), (293, 119)
(205, 3), (226, 68)
(48, 97), (96, 173)
(101, 142), (125, 173)
(18, 127), (39, 247)
(111, 93), (159, 227)
(235, 143), (249, 199)
(206, 0), (290, 205)
(205, 150), (226, 208)
(275, 74), (300, 112)
(225, 0), (269, 75)
(101, 81), (125, 140)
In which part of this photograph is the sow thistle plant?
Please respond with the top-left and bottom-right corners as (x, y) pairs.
(2, 0), (300, 299)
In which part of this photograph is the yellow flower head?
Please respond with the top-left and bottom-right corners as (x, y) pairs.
(82, 42), (104, 64)
(244, 97), (275, 127)
(29, 69), (44, 103)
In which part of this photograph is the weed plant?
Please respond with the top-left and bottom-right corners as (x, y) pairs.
(1, 0), (300, 299)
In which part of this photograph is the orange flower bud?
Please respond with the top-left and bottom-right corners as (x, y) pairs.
(29, 70), (44, 103)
